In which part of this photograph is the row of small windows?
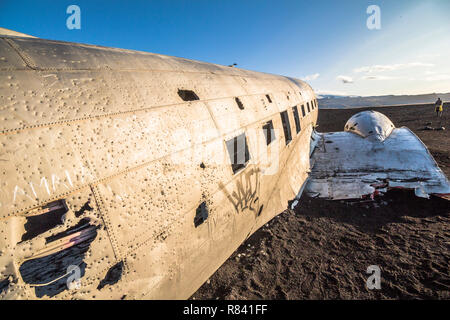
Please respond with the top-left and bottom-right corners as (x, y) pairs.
(225, 98), (318, 174)
(177, 89), (318, 113)
(178, 89), (275, 105)
(177, 88), (318, 174)
(235, 95), (317, 117)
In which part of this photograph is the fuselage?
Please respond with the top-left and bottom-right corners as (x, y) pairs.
(0, 34), (318, 299)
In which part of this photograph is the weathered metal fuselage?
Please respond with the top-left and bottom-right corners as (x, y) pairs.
(0, 34), (318, 299)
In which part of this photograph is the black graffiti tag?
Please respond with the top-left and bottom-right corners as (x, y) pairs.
(221, 168), (260, 214)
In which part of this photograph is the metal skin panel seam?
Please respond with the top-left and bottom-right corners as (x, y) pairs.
(0, 186), (90, 220)
(0, 34), (321, 299)
(0, 91), (298, 135)
(90, 184), (122, 262)
(2, 98), (316, 217)
(3, 38), (37, 70)
(263, 124), (314, 204)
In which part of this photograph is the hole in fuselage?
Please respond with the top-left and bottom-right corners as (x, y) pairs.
(19, 221), (98, 298)
(97, 261), (124, 290)
(75, 201), (93, 218)
(194, 202), (209, 227)
(21, 200), (68, 242)
(45, 218), (92, 243)
(0, 278), (10, 295)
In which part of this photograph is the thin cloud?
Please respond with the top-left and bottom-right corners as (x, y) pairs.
(316, 90), (349, 96)
(418, 53), (441, 59)
(363, 75), (397, 80)
(337, 75), (353, 84)
(425, 74), (450, 81)
(315, 90), (350, 98)
(302, 73), (320, 81)
(354, 62), (434, 73)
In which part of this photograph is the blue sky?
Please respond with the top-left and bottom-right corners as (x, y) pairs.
(1, 0), (449, 96)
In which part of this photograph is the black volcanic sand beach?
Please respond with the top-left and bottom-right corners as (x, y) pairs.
(191, 104), (450, 300)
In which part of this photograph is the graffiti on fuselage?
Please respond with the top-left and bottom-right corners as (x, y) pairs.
(220, 167), (261, 215)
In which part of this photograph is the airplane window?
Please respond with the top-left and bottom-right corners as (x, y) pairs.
(301, 105), (306, 117)
(307, 102), (311, 113)
(178, 89), (199, 101)
(225, 133), (251, 174)
(235, 97), (244, 110)
(280, 111), (292, 145)
(292, 106), (301, 133)
(266, 94), (272, 103)
(262, 120), (275, 145)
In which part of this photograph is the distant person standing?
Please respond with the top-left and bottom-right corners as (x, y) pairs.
(435, 98), (443, 117)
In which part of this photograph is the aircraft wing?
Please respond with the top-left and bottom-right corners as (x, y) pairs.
(305, 111), (450, 200)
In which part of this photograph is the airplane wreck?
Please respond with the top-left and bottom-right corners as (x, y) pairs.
(306, 111), (450, 201)
(0, 28), (449, 299)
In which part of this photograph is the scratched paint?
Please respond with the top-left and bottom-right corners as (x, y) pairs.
(0, 165), (95, 215)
